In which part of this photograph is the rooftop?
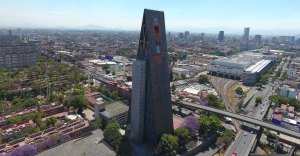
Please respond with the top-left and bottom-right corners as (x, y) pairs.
(100, 101), (129, 118)
(245, 59), (271, 73)
(211, 52), (263, 69)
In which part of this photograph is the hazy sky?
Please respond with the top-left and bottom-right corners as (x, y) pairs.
(1, 0), (300, 34)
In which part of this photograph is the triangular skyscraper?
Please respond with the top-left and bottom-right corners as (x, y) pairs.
(130, 9), (173, 144)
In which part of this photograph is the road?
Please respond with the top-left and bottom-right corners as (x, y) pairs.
(226, 59), (288, 156)
(225, 84), (272, 156)
(178, 100), (300, 139)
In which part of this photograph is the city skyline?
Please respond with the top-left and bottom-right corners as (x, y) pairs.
(1, 0), (300, 35)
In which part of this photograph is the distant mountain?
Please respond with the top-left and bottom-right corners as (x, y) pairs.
(73, 25), (107, 30)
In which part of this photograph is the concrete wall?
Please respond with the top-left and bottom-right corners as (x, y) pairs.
(130, 60), (146, 143)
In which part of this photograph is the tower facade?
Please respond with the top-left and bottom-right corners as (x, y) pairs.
(243, 27), (250, 42)
(130, 9), (173, 144)
(218, 31), (224, 42)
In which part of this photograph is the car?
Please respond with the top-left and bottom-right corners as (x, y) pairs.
(232, 152), (237, 156)
(244, 132), (247, 136)
(262, 110), (265, 112)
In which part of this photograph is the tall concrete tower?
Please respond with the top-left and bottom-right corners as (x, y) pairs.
(130, 9), (173, 144)
(218, 31), (224, 42)
(243, 27), (250, 42)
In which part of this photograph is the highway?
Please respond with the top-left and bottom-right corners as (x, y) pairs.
(225, 59), (288, 156)
(225, 84), (272, 156)
(178, 101), (300, 139)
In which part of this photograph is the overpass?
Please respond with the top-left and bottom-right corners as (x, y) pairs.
(174, 100), (300, 140)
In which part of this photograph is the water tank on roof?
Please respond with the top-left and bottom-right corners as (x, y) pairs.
(105, 55), (113, 60)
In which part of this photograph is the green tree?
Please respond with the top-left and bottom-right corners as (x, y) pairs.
(198, 115), (222, 132)
(209, 115), (222, 131)
(265, 131), (276, 140)
(171, 84), (176, 94)
(198, 75), (209, 84)
(102, 64), (109, 71)
(110, 91), (118, 100)
(126, 75), (132, 82)
(206, 94), (223, 109)
(103, 120), (122, 151)
(158, 134), (179, 155)
(235, 87), (244, 95)
(69, 95), (89, 114)
(118, 136), (132, 156)
(169, 70), (174, 81)
(255, 96), (262, 104)
(73, 88), (84, 95)
(23, 98), (38, 108)
(174, 128), (190, 146)
(45, 116), (57, 128)
(181, 74), (186, 79)
(198, 114), (211, 132)
(216, 129), (236, 148)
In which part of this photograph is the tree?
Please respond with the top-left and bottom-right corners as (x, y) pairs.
(265, 131), (276, 140)
(174, 128), (190, 146)
(206, 94), (223, 109)
(90, 117), (103, 130)
(103, 120), (122, 151)
(158, 134), (179, 154)
(69, 95), (89, 114)
(255, 96), (262, 104)
(45, 116), (57, 128)
(110, 91), (118, 100)
(118, 136), (132, 156)
(169, 69), (174, 81)
(8, 144), (37, 156)
(198, 114), (221, 132)
(180, 115), (199, 136)
(102, 64), (109, 71)
(126, 75), (132, 82)
(181, 74), (186, 79)
(198, 75), (209, 84)
(209, 115), (222, 131)
(73, 88), (84, 95)
(63, 98), (71, 110)
(235, 87), (244, 95)
(198, 114), (210, 132)
(216, 130), (236, 148)
(171, 84), (176, 94)
(178, 96), (184, 100)
(23, 98), (38, 108)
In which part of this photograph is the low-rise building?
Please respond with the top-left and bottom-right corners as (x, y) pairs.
(96, 101), (128, 126)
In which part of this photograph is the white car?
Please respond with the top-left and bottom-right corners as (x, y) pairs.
(244, 132), (247, 136)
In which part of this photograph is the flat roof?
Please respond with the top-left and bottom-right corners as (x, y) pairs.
(245, 59), (271, 73)
(211, 52), (263, 69)
(183, 87), (200, 95)
(100, 101), (129, 118)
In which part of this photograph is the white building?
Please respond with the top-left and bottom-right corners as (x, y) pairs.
(288, 68), (297, 78)
(173, 67), (190, 77)
(207, 52), (274, 85)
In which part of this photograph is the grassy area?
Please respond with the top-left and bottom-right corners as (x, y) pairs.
(227, 83), (250, 106)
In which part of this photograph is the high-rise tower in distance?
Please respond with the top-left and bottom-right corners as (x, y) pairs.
(130, 9), (173, 144)
(243, 27), (250, 42)
(218, 31), (224, 42)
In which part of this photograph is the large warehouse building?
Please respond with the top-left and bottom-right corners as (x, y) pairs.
(207, 52), (276, 85)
